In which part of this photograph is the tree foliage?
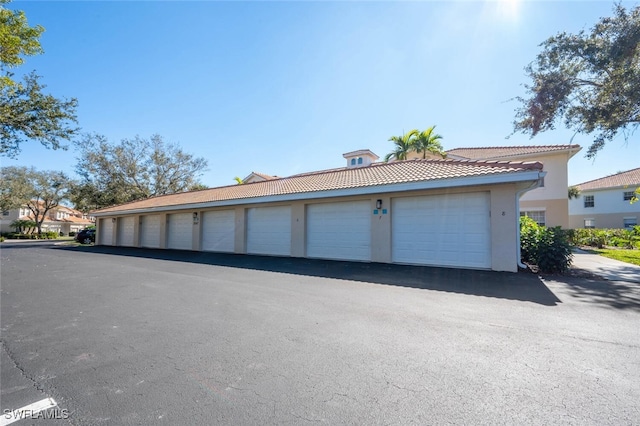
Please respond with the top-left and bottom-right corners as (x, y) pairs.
(512, 5), (640, 158)
(384, 131), (416, 162)
(0, 165), (69, 234)
(10, 218), (35, 233)
(568, 185), (581, 199)
(384, 126), (445, 162)
(414, 126), (445, 159)
(0, 1), (43, 70)
(71, 134), (209, 210)
(0, 0), (78, 158)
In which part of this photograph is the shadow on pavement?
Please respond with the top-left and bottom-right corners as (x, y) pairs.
(49, 245), (563, 306)
(543, 272), (640, 312)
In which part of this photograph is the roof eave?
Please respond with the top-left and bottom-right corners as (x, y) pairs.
(577, 184), (640, 192)
(449, 146), (582, 161)
(93, 170), (542, 217)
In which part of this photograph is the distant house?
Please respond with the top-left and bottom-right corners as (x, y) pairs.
(444, 145), (582, 228)
(242, 172), (279, 184)
(569, 168), (640, 229)
(0, 204), (95, 234)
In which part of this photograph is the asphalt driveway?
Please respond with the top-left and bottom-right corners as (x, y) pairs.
(1, 243), (639, 424)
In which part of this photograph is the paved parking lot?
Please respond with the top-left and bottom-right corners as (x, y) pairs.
(2, 243), (639, 424)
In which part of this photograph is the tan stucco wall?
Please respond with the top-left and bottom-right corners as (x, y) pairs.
(520, 153), (569, 201)
(192, 212), (201, 251)
(234, 207), (246, 254)
(569, 213), (638, 229)
(95, 182), (527, 272)
(490, 186), (519, 272)
(520, 198), (569, 228)
(290, 202), (306, 257)
(371, 196), (391, 263)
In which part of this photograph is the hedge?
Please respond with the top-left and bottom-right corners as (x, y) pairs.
(520, 216), (573, 273)
(567, 227), (640, 249)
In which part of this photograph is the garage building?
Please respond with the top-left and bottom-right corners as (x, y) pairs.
(91, 151), (544, 272)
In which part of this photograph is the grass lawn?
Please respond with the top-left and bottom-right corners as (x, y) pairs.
(590, 248), (640, 267)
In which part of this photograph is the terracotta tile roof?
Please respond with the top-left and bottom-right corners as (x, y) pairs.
(93, 159), (542, 215)
(576, 167), (640, 191)
(18, 214), (93, 225)
(61, 216), (94, 224)
(447, 145), (581, 160)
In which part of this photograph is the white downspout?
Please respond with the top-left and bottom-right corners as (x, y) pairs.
(516, 172), (546, 269)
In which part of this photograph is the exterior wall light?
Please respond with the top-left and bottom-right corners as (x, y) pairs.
(192, 212), (199, 224)
(376, 199), (382, 209)
(112, 217), (116, 223)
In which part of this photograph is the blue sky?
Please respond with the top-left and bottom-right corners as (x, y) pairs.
(4, 0), (638, 188)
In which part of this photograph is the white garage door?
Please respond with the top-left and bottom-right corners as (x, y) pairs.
(167, 212), (193, 250)
(140, 214), (161, 248)
(306, 200), (371, 261)
(202, 210), (235, 253)
(117, 216), (135, 247)
(392, 192), (491, 269)
(246, 206), (291, 256)
(99, 218), (113, 246)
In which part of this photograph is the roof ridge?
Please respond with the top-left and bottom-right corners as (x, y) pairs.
(447, 144), (580, 151)
(575, 166), (640, 187)
(400, 158), (543, 169)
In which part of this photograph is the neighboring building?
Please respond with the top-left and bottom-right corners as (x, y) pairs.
(0, 204), (95, 234)
(242, 172), (279, 184)
(445, 145), (582, 228)
(91, 151), (545, 273)
(569, 168), (640, 229)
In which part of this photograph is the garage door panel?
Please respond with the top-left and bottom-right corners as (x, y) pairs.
(167, 213), (193, 250)
(392, 192), (491, 269)
(117, 216), (135, 247)
(99, 219), (113, 246)
(306, 200), (370, 261)
(140, 215), (161, 248)
(247, 206), (291, 256)
(202, 210), (235, 252)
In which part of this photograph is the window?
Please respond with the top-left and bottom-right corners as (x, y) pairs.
(584, 219), (596, 229)
(623, 191), (635, 201)
(623, 218), (637, 229)
(350, 159), (356, 166)
(2, 210), (8, 216)
(357, 157), (363, 165)
(520, 211), (546, 226)
(584, 195), (594, 208)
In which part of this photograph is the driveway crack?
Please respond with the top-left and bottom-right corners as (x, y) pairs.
(1, 339), (75, 425)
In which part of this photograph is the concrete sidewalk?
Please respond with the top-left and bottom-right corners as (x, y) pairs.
(571, 248), (640, 283)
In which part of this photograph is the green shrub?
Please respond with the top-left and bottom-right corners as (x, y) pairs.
(520, 216), (573, 273)
(42, 231), (58, 239)
(569, 227), (640, 249)
(69, 231), (76, 237)
(0, 236), (4, 242)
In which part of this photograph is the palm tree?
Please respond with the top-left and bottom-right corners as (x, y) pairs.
(414, 125), (445, 159)
(384, 130), (418, 162)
